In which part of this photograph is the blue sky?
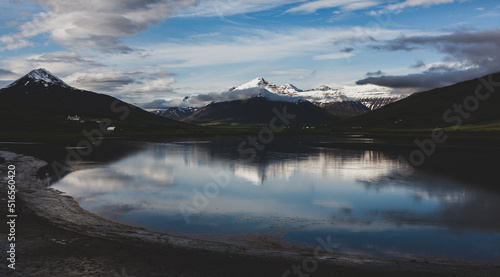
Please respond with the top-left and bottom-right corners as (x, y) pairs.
(1, 0), (500, 104)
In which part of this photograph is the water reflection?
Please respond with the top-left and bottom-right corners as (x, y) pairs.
(51, 139), (500, 260)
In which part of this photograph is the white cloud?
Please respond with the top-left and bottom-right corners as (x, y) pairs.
(0, 35), (33, 51)
(287, 0), (380, 13)
(262, 69), (312, 75)
(120, 77), (177, 97)
(386, 0), (456, 12)
(178, 0), (304, 17)
(0, 0), (199, 52)
(343, 1), (380, 11)
(110, 27), (408, 69)
(314, 52), (355, 60)
(1, 51), (101, 77)
(1, 50), (178, 101)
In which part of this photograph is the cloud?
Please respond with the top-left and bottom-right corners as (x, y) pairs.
(187, 87), (265, 104)
(28, 51), (103, 66)
(0, 0), (199, 52)
(1, 50), (178, 100)
(358, 28), (500, 89)
(386, 0), (456, 12)
(409, 60), (426, 69)
(142, 87), (274, 108)
(287, 0), (381, 13)
(64, 68), (178, 100)
(1, 51), (105, 79)
(0, 35), (33, 50)
(65, 69), (136, 92)
(262, 69), (312, 75)
(365, 70), (385, 76)
(0, 69), (16, 78)
(178, 0), (304, 17)
(120, 77), (177, 96)
(475, 11), (500, 18)
(356, 67), (481, 89)
(111, 27), (403, 69)
(314, 52), (355, 60)
(142, 99), (173, 109)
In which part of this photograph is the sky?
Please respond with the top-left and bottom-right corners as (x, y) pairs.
(1, 0), (500, 106)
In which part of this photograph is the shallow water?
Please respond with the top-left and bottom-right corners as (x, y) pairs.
(50, 137), (500, 261)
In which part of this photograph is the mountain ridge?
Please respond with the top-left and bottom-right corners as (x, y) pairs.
(228, 77), (409, 110)
(0, 68), (191, 131)
(337, 72), (500, 129)
(184, 97), (339, 126)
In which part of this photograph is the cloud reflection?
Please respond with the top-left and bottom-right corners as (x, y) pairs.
(51, 140), (500, 259)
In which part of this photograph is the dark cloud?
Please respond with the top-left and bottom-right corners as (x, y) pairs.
(142, 99), (171, 109)
(0, 69), (15, 77)
(359, 29), (500, 89)
(141, 87), (268, 108)
(155, 72), (178, 77)
(104, 44), (136, 54)
(333, 35), (376, 45)
(341, 47), (355, 53)
(71, 74), (136, 91)
(365, 70), (385, 77)
(409, 60), (426, 69)
(192, 87), (265, 103)
(357, 66), (487, 89)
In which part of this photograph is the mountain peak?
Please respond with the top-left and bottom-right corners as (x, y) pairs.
(279, 83), (302, 93)
(6, 68), (71, 88)
(314, 85), (334, 91)
(230, 77), (270, 91)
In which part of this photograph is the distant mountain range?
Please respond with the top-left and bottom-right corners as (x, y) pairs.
(0, 68), (189, 131)
(151, 107), (198, 121)
(229, 77), (409, 110)
(4, 69), (497, 132)
(151, 77), (407, 122)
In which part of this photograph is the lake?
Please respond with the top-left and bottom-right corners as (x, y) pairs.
(49, 136), (500, 261)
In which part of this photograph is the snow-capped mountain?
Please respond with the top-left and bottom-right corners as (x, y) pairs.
(230, 77), (303, 95)
(230, 77), (409, 110)
(0, 68), (189, 129)
(151, 107), (197, 121)
(6, 68), (71, 89)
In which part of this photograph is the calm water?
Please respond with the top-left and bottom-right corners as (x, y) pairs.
(50, 137), (500, 261)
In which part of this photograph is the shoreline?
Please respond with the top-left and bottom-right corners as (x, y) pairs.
(1, 150), (499, 276)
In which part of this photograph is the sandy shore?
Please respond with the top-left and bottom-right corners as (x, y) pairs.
(1, 150), (499, 276)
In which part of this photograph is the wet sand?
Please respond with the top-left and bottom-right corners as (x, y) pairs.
(1, 150), (499, 276)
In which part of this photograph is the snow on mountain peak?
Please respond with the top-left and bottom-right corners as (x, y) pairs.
(314, 85), (333, 91)
(6, 68), (71, 88)
(230, 77), (269, 91)
(278, 83), (302, 94)
(227, 77), (410, 110)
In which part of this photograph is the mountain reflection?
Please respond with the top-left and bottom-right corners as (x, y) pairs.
(50, 139), (500, 260)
